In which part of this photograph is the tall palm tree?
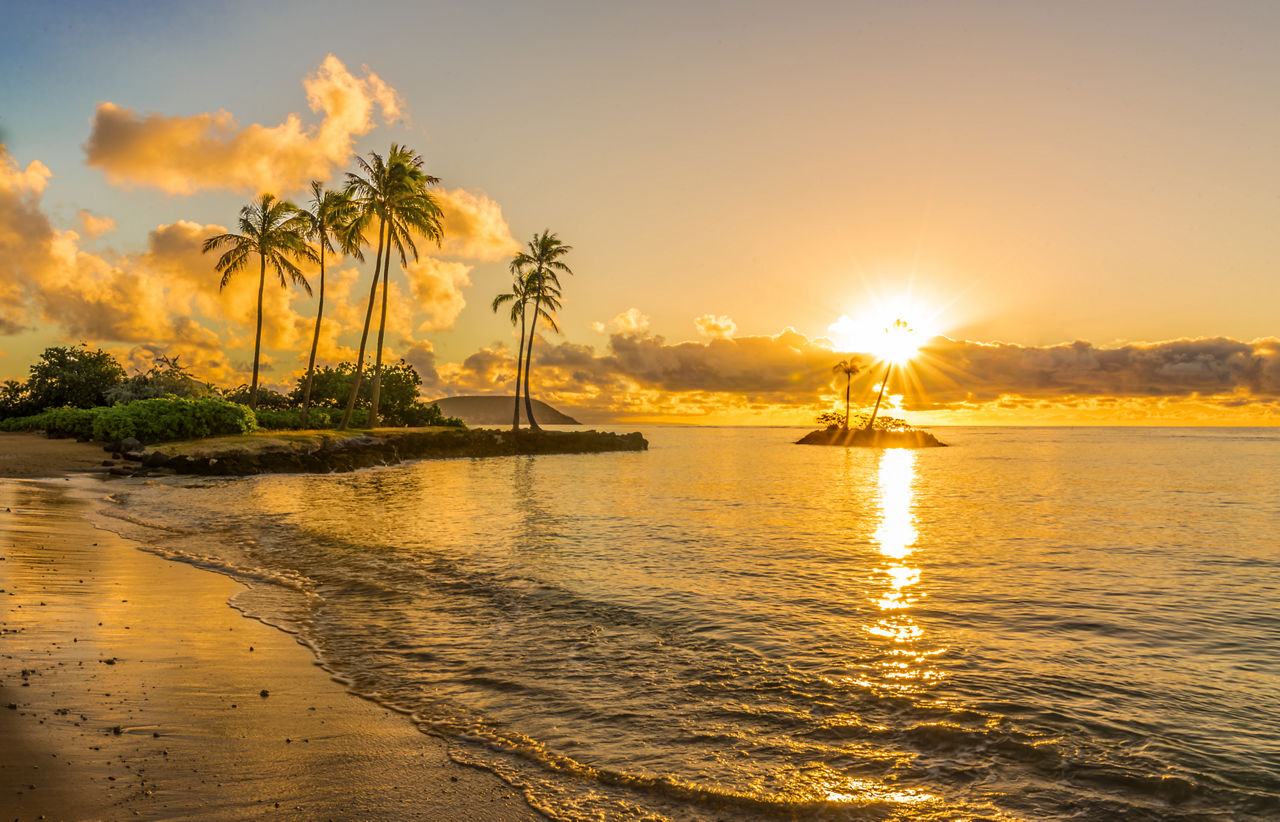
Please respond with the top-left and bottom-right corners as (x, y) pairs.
(339, 144), (443, 429)
(865, 362), (891, 432)
(492, 258), (532, 431)
(833, 358), (861, 430)
(296, 182), (362, 427)
(203, 194), (316, 410)
(510, 231), (573, 431)
(865, 320), (910, 432)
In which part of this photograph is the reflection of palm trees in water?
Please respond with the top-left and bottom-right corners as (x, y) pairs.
(511, 457), (562, 555)
(868, 449), (938, 692)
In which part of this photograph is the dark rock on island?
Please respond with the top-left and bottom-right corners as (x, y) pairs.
(797, 426), (947, 448)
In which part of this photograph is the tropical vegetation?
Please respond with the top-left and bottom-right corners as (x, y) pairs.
(339, 145), (443, 429)
(2, 396), (257, 444)
(495, 230), (573, 431)
(832, 358), (862, 431)
(202, 193), (316, 410)
(1, 141), (579, 444)
(296, 182), (362, 427)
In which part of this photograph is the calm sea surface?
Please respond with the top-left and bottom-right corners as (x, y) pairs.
(84, 427), (1280, 820)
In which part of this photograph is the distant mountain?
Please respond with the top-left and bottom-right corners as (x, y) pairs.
(429, 396), (580, 426)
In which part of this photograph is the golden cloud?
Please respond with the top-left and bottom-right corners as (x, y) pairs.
(403, 257), (472, 332)
(423, 324), (1280, 425)
(0, 147), (55, 332)
(84, 55), (401, 195)
(694, 313), (737, 340)
(76, 210), (116, 237)
(434, 188), (519, 261)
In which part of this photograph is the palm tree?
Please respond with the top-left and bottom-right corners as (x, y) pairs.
(865, 320), (910, 432)
(865, 362), (891, 432)
(296, 182), (362, 427)
(491, 258), (532, 431)
(339, 144), (443, 429)
(833, 358), (862, 430)
(509, 231), (573, 431)
(203, 194), (316, 410)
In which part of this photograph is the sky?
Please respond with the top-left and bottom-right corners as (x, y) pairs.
(1, 0), (1277, 425)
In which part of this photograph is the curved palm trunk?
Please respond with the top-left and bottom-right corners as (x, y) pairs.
(369, 255), (392, 428)
(300, 243), (326, 428)
(339, 220), (386, 429)
(843, 374), (851, 430)
(249, 252), (267, 411)
(522, 297), (542, 431)
(866, 363), (892, 432)
(512, 308), (526, 431)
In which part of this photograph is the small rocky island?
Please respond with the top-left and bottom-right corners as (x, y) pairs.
(104, 428), (648, 477)
(797, 425), (947, 448)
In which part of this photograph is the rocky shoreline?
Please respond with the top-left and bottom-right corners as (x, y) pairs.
(796, 426), (947, 448)
(100, 428), (648, 477)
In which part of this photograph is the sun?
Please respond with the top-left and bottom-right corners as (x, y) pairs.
(827, 297), (940, 365)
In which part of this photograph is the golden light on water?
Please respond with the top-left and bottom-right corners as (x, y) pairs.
(872, 450), (918, 559)
(866, 449), (935, 680)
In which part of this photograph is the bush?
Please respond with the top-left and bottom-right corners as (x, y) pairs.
(292, 360), (428, 424)
(0, 413), (42, 433)
(40, 407), (100, 439)
(253, 407), (372, 430)
(222, 385), (294, 410)
(0, 407), (100, 439)
(24, 345), (125, 410)
(106, 354), (214, 404)
(92, 397), (258, 444)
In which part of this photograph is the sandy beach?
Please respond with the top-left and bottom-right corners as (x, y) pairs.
(0, 433), (539, 820)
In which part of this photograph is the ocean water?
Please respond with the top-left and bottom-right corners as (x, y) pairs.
(82, 427), (1280, 820)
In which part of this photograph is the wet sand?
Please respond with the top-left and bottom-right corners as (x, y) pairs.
(0, 467), (541, 819)
(0, 432), (112, 478)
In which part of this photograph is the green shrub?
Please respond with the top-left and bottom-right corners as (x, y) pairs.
(292, 360), (425, 423)
(106, 354), (214, 404)
(92, 397), (258, 444)
(40, 407), (100, 439)
(0, 407), (100, 439)
(0, 414), (42, 433)
(222, 385), (293, 410)
(252, 407), (373, 430)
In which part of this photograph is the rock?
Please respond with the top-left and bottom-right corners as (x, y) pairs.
(141, 451), (171, 468)
(119, 437), (143, 452)
(796, 426), (947, 448)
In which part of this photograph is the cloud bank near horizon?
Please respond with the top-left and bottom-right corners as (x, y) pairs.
(410, 309), (1280, 423)
(3, 135), (1277, 424)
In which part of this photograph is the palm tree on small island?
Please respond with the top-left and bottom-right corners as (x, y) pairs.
(339, 144), (444, 429)
(508, 230), (573, 431)
(202, 193), (316, 410)
(832, 358), (862, 431)
(864, 318), (911, 432)
(296, 182), (362, 428)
